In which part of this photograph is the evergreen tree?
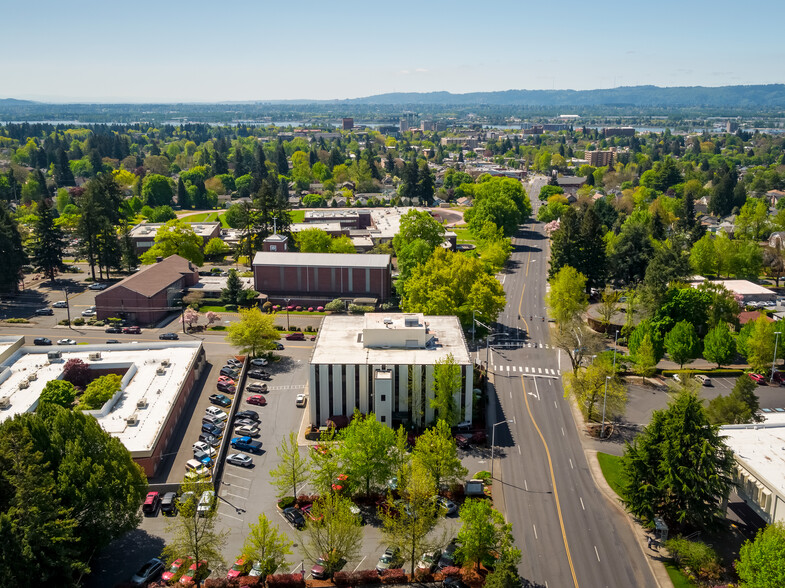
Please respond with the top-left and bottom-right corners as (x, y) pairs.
(177, 177), (191, 209)
(416, 161), (434, 203)
(579, 206), (607, 291)
(0, 204), (27, 292)
(385, 152), (395, 173)
(30, 201), (67, 282)
(53, 148), (75, 187)
(329, 147), (343, 169)
(253, 142), (268, 180)
(119, 220), (139, 273)
(275, 143), (289, 175)
(233, 145), (248, 179)
(213, 150), (228, 175)
(221, 269), (245, 306)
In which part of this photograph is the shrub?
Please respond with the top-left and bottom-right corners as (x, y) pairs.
(413, 569), (433, 583)
(379, 302), (395, 311)
(348, 304), (374, 314)
(380, 569), (406, 584)
(355, 570), (380, 585)
(58, 319), (70, 326)
(325, 298), (345, 312)
(295, 306), (303, 311)
(265, 573), (305, 588)
(6, 318), (29, 323)
(296, 493), (319, 506)
(238, 577), (262, 587)
(473, 470), (492, 484)
(72, 317), (85, 326)
(225, 304), (238, 312)
(262, 301), (272, 313)
(305, 325), (313, 332)
(665, 536), (723, 585)
(440, 566), (462, 577)
(278, 496), (296, 510)
(332, 571), (353, 586)
(275, 325), (284, 331)
(78, 374), (122, 410)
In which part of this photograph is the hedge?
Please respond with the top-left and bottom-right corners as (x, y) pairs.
(265, 573), (305, 588)
(380, 569), (406, 584)
(278, 496), (296, 509)
(661, 368), (745, 377)
(334, 570), (381, 586)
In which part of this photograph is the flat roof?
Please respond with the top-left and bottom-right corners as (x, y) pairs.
(253, 251), (390, 269)
(311, 314), (470, 365)
(722, 413), (785, 495)
(0, 342), (202, 456)
(691, 279), (775, 296)
(190, 275), (253, 291)
(130, 222), (220, 238)
(291, 222), (343, 233)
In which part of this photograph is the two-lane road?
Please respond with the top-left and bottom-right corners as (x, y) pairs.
(487, 178), (656, 588)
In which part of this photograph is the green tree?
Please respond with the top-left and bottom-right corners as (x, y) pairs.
(412, 420), (467, 491)
(240, 514), (293, 580)
(0, 204), (27, 293)
(457, 500), (513, 571)
(735, 198), (771, 241)
(225, 308), (279, 357)
(620, 388), (735, 531)
(78, 374), (122, 409)
(706, 373), (762, 425)
(431, 353), (461, 426)
(739, 315), (776, 374)
(736, 522), (785, 588)
(204, 237), (230, 259)
(552, 317), (605, 374)
(608, 220), (654, 286)
(634, 333), (659, 377)
(338, 412), (395, 496)
(163, 479), (228, 588)
(140, 219), (204, 266)
(538, 184), (564, 201)
(141, 173), (174, 207)
(598, 286), (621, 327)
(30, 201), (67, 282)
(39, 380), (77, 408)
(295, 227), (332, 253)
(628, 320), (665, 364)
(269, 432), (309, 499)
(546, 265), (588, 325)
(665, 320), (699, 369)
(484, 548), (523, 588)
(564, 363), (626, 422)
(301, 493), (363, 577)
(393, 209), (446, 252)
(328, 235), (356, 253)
(703, 323), (737, 368)
(221, 269), (244, 306)
(380, 459), (441, 576)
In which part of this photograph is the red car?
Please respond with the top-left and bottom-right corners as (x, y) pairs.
(748, 373), (767, 385)
(142, 491), (160, 515)
(247, 395), (267, 406)
(285, 332), (305, 341)
(179, 560), (208, 585)
(227, 557), (250, 579)
(123, 325), (142, 334)
(217, 376), (235, 385)
(162, 558), (191, 582)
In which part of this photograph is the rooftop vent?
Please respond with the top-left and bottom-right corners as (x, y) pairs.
(125, 414), (139, 426)
(156, 367), (166, 376)
(27, 373), (37, 381)
(161, 359), (171, 367)
(383, 317), (393, 325)
(136, 398), (148, 410)
(0, 396), (10, 409)
(18, 380), (29, 390)
(88, 352), (101, 361)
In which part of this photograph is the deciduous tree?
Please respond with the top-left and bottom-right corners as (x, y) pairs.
(338, 412), (395, 496)
(703, 323), (737, 368)
(241, 514), (293, 580)
(301, 493), (363, 577)
(546, 265), (588, 326)
(665, 320), (699, 369)
(270, 432), (309, 499)
(140, 219), (204, 266)
(411, 420), (467, 491)
(225, 308), (279, 357)
(457, 500), (513, 571)
(431, 353), (461, 426)
(39, 380), (77, 408)
(736, 521), (785, 588)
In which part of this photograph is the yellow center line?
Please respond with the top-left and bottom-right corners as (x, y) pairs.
(518, 283), (528, 333)
(521, 375), (579, 588)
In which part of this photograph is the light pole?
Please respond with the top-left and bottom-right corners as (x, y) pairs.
(772, 331), (782, 383)
(491, 418), (514, 480)
(63, 286), (72, 329)
(285, 298), (291, 331)
(601, 375), (611, 439)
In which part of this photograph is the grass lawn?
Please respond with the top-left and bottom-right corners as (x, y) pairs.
(597, 452), (625, 496)
(290, 210), (305, 223)
(664, 561), (697, 587)
(450, 226), (476, 244)
(200, 305), (230, 312)
(182, 211), (229, 227)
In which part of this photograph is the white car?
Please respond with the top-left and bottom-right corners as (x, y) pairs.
(295, 394), (307, 408)
(226, 358), (243, 368)
(205, 406), (228, 421)
(250, 358), (268, 367)
(52, 301), (68, 308)
(81, 307), (97, 317)
(88, 283), (108, 290)
(235, 424), (260, 437)
(57, 338), (77, 345)
(192, 441), (217, 458)
(226, 453), (253, 467)
(197, 490), (215, 516)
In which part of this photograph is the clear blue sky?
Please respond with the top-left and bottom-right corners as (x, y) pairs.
(3, 0), (783, 102)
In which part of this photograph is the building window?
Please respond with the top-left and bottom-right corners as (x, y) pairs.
(314, 365), (321, 424)
(327, 365), (333, 417)
(380, 395), (386, 402)
(341, 365), (347, 416)
(381, 415), (386, 423)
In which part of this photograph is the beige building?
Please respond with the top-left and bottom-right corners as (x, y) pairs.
(585, 149), (615, 167)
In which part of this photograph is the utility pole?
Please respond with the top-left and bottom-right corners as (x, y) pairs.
(772, 331), (782, 383)
(601, 375), (611, 439)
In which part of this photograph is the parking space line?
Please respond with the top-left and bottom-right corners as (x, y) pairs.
(223, 472), (252, 483)
(353, 556), (367, 572)
(223, 492), (248, 501)
(217, 510), (244, 522)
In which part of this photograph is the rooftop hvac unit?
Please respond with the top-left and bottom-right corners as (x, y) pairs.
(18, 380), (29, 390)
(383, 317), (393, 325)
(47, 351), (62, 361)
(136, 398), (148, 410)
(161, 359), (171, 367)
(156, 367), (166, 375)
(27, 373), (37, 381)
(0, 397), (10, 409)
(88, 352), (101, 361)
(125, 414), (139, 426)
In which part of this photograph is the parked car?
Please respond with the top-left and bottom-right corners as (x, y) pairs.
(311, 554), (346, 579)
(130, 558), (164, 586)
(81, 308), (97, 317)
(193, 441), (217, 457)
(283, 506), (305, 529)
(226, 358), (243, 368)
(436, 497), (457, 516)
(159, 332), (179, 340)
(33, 337), (52, 345)
(52, 300), (68, 308)
(274, 342), (284, 350)
(88, 282), (109, 290)
(217, 382), (236, 394)
(202, 414), (227, 428)
(235, 409), (260, 422)
(226, 453), (253, 467)
(247, 394), (267, 406)
(217, 375), (235, 385)
(179, 560), (208, 585)
(185, 459), (211, 480)
(201, 423), (224, 438)
(179, 491), (196, 509)
(416, 550), (441, 573)
(285, 332), (305, 341)
(160, 491), (178, 515)
(105, 326), (122, 333)
(248, 561), (264, 577)
(205, 406), (228, 420)
(235, 424), (260, 437)
(106, 339), (120, 344)
(231, 436), (263, 453)
(57, 338), (77, 345)
(227, 557), (251, 579)
(123, 326), (142, 334)
(773, 370), (785, 385)
(247, 369), (271, 380)
(197, 490), (215, 517)
(162, 557), (191, 582)
(295, 394), (307, 407)
(376, 546), (402, 573)
(198, 433), (220, 447)
(35, 307), (54, 316)
(142, 491), (160, 515)
(749, 373), (767, 385)
(250, 357), (268, 367)
(193, 449), (213, 465)
(694, 374), (712, 386)
(247, 383), (268, 393)
(443, 577), (469, 588)
(437, 541), (460, 570)
(220, 367), (240, 378)
(209, 393), (232, 407)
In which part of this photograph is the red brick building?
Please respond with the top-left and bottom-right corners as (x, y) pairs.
(95, 255), (199, 325)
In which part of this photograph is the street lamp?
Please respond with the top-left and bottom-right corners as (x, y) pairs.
(63, 286), (72, 329)
(285, 298), (291, 331)
(772, 331), (782, 383)
(601, 375), (611, 439)
(491, 418), (514, 480)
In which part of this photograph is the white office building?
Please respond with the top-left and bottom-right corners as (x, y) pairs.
(308, 313), (473, 428)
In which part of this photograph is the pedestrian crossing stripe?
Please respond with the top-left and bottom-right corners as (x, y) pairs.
(492, 366), (560, 376)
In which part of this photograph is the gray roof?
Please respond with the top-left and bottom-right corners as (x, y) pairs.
(253, 251), (390, 269)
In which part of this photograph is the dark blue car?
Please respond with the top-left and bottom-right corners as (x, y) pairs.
(201, 423), (223, 438)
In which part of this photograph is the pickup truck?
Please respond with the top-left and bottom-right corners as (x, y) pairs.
(231, 436), (263, 453)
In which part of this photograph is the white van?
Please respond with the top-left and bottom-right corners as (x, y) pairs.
(694, 374), (711, 386)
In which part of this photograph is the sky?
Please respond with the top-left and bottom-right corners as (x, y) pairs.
(2, 0), (784, 103)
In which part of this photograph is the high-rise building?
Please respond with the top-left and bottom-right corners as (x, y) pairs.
(342, 118), (354, 130)
(586, 150), (615, 167)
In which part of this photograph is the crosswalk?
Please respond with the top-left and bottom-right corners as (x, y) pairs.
(493, 365), (560, 375)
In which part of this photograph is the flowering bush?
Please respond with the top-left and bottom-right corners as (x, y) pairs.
(266, 573), (305, 588)
(380, 569), (406, 584)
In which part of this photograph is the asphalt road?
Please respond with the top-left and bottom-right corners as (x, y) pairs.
(487, 176), (657, 588)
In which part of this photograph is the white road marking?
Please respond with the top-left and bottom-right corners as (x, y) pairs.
(569, 458), (574, 469)
(218, 510), (244, 522)
(512, 366), (517, 372)
(595, 545), (601, 562)
(533, 377), (541, 400)
(554, 400), (558, 408)
(223, 492), (247, 501)
(538, 367), (542, 374)
(580, 497), (585, 510)
(353, 556), (367, 572)
(533, 524), (538, 539)
(290, 563), (302, 574)
(524, 479), (528, 491)
(518, 445), (521, 454)
(561, 427), (565, 436)
(525, 366), (529, 372)
(506, 365), (510, 372)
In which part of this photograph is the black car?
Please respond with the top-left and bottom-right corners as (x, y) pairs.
(437, 541), (460, 570)
(159, 332), (179, 340)
(105, 326), (122, 333)
(274, 342), (284, 350)
(130, 558), (165, 586)
(34, 308), (54, 316)
(33, 337), (52, 346)
(235, 410), (260, 422)
(106, 339), (121, 344)
(160, 491), (178, 515)
(247, 369), (271, 380)
(198, 432), (220, 447)
(209, 394), (231, 407)
(283, 506), (305, 529)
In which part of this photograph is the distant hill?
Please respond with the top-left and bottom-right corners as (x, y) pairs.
(335, 85), (785, 107)
(0, 98), (37, 105)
